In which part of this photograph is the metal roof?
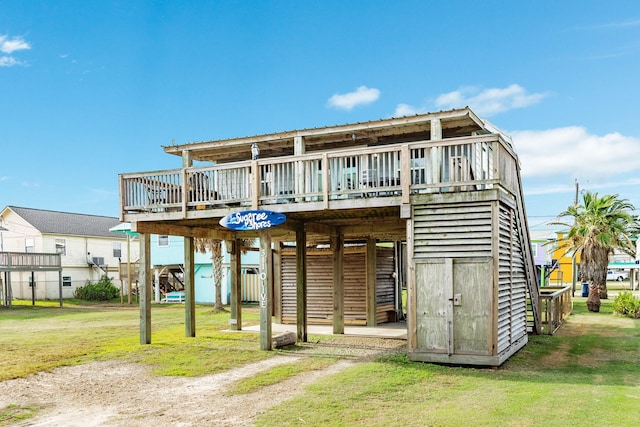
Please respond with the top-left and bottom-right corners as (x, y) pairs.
(5, 206), (125, 239)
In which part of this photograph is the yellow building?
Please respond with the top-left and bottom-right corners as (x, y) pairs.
(548, 232), (581, 285)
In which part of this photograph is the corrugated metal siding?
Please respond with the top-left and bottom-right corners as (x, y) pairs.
(497, 202), (528, 354)
(413, 202), (493, 258)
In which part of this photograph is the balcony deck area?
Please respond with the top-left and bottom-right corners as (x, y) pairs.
(120, 133), (520, 242)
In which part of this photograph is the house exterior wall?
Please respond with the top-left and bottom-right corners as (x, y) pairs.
(549, 232), (580, 285)
(1, 209), (132, 300)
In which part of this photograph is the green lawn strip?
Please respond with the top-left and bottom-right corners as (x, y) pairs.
(256, 300), (640, 426)
(0, 302), (265, 380)
(226, 357), (337, 395)
(0, 404), (39, 426)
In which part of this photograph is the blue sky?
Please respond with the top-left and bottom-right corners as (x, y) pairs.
(1, 1), (639, 230)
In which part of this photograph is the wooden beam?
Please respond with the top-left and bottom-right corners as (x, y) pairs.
(229, 238), (242, 331)
(184, 236), (195, 337)
(139, 233), (151, 344)
(296, 223), (308, 342)
(366, 237), (377, 327)
(332, 230), (344, 334)
(259, 230), (273, 350)
(131, 222), (236, 240)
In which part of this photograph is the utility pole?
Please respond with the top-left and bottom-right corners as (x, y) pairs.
(571, 179), (579, 296)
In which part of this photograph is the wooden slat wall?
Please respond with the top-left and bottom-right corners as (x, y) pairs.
(376, 247), (396, 322)
(413, 202), (493, 258)
(280, 247), (395, 325)
(497, 202), (528, 354)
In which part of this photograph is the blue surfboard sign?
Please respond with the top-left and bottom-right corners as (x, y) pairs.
(219, 210), (286, 231)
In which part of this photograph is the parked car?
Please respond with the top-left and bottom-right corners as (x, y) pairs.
(607, 270), (629, 281)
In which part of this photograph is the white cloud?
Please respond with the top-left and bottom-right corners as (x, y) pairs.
(327, 86), (380, 111)
(394, 84), (548, 117)
(0, 34), (31, 67)
(435, 84), (548, 116)
(0, 35), (31, 54)
(512, 127), (640, 180)
(0, 56), (19, 67)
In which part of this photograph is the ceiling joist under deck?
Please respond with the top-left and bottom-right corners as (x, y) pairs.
(130, 205), (406, 245)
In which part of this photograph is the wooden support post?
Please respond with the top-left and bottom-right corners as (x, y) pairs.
(184, 236), (196, 337)
(58, 270), (63, 307)
(229, 238), (242, 331)
(322, 153), (329, 209)
(332, 230), (344, 335)
(127, 234), (132, 304)
(366, 237), (377, 327)
(259, 230), (273, 350)
(400, 144), (411, 207)
(296, 224), (308, 342)
(139, 233), (151, 344)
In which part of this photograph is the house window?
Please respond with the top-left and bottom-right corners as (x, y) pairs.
(158, 235), (169, 246)
(531, 244), (538, 258)
(63, 276), (72, 287)
(55, 238), (66, 255)
(113, 242), (122, 258)
(25, 238), (34, 253)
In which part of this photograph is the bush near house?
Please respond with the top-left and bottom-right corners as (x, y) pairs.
(74, 276), (120, 301)
(612, 291), (640, 318)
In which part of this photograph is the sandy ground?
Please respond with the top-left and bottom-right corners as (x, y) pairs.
(0, 338), (405, 426)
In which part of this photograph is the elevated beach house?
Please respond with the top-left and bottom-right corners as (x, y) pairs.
(119, 107), (540, 366)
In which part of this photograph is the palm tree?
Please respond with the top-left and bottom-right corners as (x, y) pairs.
(195, 239), (224, 311)
(194, 238), (256, 312)
(554, 191), (636, 312)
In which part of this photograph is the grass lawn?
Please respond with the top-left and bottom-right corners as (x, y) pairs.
(0, 300), (267, 380)
(1, 297), (639, 426)
(256, 297), (640, 426)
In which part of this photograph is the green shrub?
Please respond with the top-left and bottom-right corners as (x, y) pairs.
(612, 291), (640, 318)
(74, 276), (120, 301)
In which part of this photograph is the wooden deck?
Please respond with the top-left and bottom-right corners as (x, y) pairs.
(120, 134), (515, 227)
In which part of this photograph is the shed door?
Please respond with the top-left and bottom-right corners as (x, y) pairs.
(415, 259), (451, 354)
(415, 258), (492, 355)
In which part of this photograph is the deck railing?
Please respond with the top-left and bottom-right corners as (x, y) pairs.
(0, 252), (62, 271)
(120, 134), (514, 218)
(538, 286), (573, 335)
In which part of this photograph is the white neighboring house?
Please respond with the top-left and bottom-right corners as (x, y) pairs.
(0, 206), (135, 300)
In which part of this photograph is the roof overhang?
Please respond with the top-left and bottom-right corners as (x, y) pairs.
(162, 107), (485, 163)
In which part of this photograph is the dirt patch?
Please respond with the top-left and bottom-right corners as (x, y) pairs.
(0, 338), (405, 426)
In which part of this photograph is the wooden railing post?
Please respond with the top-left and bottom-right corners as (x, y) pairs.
(322, 154), (329, 209)
(251, 161), (259, 209)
